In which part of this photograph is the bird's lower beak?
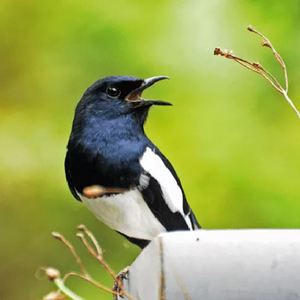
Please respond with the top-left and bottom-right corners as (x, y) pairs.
(125, 76), (172, 107)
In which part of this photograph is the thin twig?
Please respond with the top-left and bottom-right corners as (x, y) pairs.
(43, 291), (66, 300)
(44, 268), (84, 300)
(247, 25), (288, 91)
(75, 227), (135, 300)
(76, 233), (122, 290)
(49, 227), (136, 300)
(63, 272), (121, 296)
(282, 90), (300, 117)
(214, 25), (300, 119)
(77, 225), (102, 258)
(82, 185), (129, 198)
(53, 278), (85, 300)
(235, 60), (261, 74)
(52, 232), (89, 277)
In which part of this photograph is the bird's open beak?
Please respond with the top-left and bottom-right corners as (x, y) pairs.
(125, 76), (172, 107)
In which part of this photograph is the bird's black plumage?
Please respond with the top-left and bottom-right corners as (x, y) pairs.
(65, 75), (200, 248)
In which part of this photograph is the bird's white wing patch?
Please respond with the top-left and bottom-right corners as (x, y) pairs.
(140, 147), (186, 218)
(139, 173), (150, 189)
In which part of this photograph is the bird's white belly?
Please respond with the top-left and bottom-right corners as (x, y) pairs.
(79, 189), (166, 240)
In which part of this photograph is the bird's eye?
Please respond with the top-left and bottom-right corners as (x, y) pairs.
(106, 87), (121, 98)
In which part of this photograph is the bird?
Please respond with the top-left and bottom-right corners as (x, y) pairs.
(65, 75), (201, 249)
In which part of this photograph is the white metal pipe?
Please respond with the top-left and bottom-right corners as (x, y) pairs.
(120, 230), (300, 300)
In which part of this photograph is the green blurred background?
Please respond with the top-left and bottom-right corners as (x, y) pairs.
(1, 0), (300, 299)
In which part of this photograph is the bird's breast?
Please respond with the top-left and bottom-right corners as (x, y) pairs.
(78, 188), (166, 240)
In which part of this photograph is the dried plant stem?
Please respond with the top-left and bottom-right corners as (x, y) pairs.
(63, 272), (120, 296)
(282, 91), (300, 118)
(82, 185), (129, 198)
(214, 25), (300, 119)
(77, 225), (102, 257)
(247, 25), (288, 91)
(53, 277), (85, 300)
(76, 226), (135, 300)
(47, 227), (136, 300)
(76, 232), (117, 283)
(52, 232), (88, 277)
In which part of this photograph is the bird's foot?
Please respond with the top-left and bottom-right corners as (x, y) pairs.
(112, 266), (130, 300)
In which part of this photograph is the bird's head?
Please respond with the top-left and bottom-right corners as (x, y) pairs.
(77, 75), (171, 123)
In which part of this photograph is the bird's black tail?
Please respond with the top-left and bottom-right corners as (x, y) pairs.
(190, 210), (201, 230)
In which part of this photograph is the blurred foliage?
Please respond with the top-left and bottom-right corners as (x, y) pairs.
(1, 0), (300, 299)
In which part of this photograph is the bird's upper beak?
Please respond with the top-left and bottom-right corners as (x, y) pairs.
(125, 76), (172, 107)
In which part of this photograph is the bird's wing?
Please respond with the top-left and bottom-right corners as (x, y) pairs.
(65, 150), (81, 201)
(139, 146), (199, 230)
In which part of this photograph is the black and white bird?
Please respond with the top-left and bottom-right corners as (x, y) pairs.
(65, 75), (200, 248)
